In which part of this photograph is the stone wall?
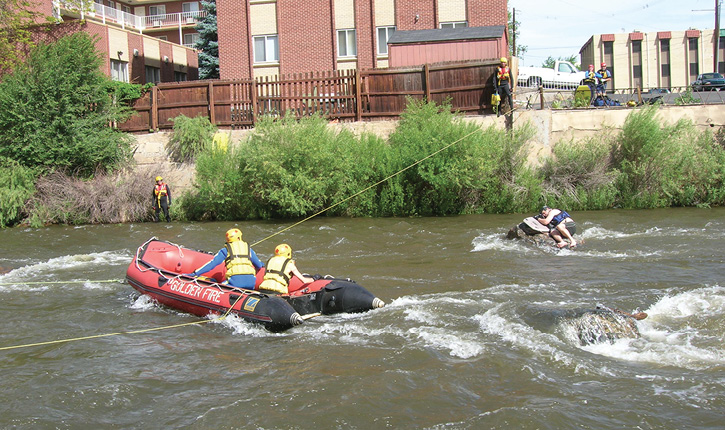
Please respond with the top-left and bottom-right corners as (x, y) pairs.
(132, 104), (725, 193)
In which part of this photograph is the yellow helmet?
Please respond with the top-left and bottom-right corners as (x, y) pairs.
(225, 228), (242, 242)
(274, 243), (292, 258)
(500, 57), (508, 63)
(155, 176), (163, 181)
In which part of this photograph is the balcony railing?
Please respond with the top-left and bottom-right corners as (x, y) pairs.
(54, 1), (206, 33)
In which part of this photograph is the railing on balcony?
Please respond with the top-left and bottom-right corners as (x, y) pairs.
(55, 1), (206, 33)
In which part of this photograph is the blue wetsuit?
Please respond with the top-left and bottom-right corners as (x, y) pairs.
(190, 246), (264, 289)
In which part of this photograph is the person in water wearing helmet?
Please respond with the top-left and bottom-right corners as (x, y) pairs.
(538, 206), (577, 248)
(152, 176), (172, 222)
(258, 244), (315, 294)
(493, 57), (513, 117)
(185, 228), (264, 289)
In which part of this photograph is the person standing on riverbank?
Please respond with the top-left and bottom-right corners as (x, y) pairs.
(493, 57), (513, 117)
(538, 206), (577, 248)
(152, 176), (171, 222)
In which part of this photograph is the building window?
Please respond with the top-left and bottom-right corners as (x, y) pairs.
(182, 2), (199, 12)
(377, 26), (395, 56)
(157, 35), (168, 41)
(632, 40), (642, 89)
(146, 66), (161, 83)
(689, 38), (699, 82)
(660, 39), (670, 89)
(149, 5), (166, 16)
(174, 71), (187, 82)
(440, 21), (467, 29)
(110, 60), (128, 82)
(603, 41), (614, 89)
(183, 33), (200, 48)
(337, 29), (357, 58)
(719, 36), (725, 74)
(253, 34), (279, 63)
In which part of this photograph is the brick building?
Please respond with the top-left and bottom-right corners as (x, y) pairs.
(580, 28), (721, 92)
(30, 0), (202, 84)
(217, 0), (508, 80)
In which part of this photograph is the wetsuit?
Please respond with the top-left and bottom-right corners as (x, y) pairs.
(494, 66), (513, 116)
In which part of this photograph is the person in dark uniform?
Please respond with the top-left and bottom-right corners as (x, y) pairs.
(152, 175), (171, 222)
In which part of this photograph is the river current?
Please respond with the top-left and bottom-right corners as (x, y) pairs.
(1, 208), (723, 429)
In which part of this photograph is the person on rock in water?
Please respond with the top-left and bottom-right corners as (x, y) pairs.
(538, 206), (577, 248)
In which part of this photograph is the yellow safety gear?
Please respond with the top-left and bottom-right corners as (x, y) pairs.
(155, 176), (163, 181)
(500, 57), (508, 63)
(491, 92), (501, 106)
(583, 71), (597, 84)
(259, 255), (293, 294)
(225, 228), (242, 242)
(496, 67), (510, 86)
(224, 240), (255, 277)
(275, 243), (292, 258)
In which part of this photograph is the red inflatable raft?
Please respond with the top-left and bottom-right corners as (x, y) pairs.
(125, 238), (385, 332)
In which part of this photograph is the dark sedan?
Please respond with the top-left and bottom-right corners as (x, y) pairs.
(692, 73), (725, 91)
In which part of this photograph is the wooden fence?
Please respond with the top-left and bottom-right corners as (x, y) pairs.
(118, 60), (499, 132)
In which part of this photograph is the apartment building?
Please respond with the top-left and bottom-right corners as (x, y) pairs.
(580, 28), (722, 92)
(32, 0), (202, 83)
(217, 0), (508, 80)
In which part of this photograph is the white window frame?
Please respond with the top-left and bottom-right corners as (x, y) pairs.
(377, 26), (395, 56)
(182, 2), (200, 12)
(149, 5), (166, 16)
(183, 33), (200, 47)
(145, 65), (161, 83)
(253, 34), (279, 63)
(440, 21), (467, 29)
(337, 29), (357, 58)
(110, 59), (128, 82)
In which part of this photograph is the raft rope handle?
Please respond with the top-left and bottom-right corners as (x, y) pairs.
(0, 128), (482, 351)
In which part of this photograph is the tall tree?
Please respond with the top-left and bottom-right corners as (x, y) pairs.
(0, 0), (41, 73)
(195, 0), (219, 79)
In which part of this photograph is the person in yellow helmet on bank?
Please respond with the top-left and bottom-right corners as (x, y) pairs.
(259, 244), (315, 294)
(152, 176), (171, 222)
(185, 228), (264, 289)
(493, 57), (513, 117)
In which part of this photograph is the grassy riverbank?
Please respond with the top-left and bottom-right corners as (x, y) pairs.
(2, 101), (725, 227)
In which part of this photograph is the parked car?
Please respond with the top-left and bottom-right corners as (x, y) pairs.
(517, 60), (587, 90)
(691, 73), (725, 91)
(646, 88), (671, 94)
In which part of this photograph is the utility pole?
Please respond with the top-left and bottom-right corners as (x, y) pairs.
(716, 0), (721, 72)
(512, 8), (517, 58)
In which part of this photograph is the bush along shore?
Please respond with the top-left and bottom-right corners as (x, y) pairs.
(2, 98), (725, 228)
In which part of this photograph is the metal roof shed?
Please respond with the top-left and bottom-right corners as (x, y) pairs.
(387, 25), (508, 68)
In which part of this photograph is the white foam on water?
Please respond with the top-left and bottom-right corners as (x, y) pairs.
(407, 326), (484, 359)
(130, 294), (159, 311)
(471, 233), (538, 253)
(579, 286), (725, 370)
(210, 313), (281, 337)
(0, 251), (129, 292)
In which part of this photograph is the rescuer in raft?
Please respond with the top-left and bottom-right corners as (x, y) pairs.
(185, 228), (264, 289)
(258, 244), (315, 294)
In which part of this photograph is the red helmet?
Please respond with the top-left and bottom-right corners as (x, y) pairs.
(601, 62), (607, 67)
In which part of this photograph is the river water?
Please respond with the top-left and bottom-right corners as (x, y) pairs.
(1, 208), (724, 429)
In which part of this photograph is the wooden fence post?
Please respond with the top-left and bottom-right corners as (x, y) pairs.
(151, 85), (158, 131)
(539, 86), (545, 110)
(355, 69), (362, 122)
(424, 64), (431, 102)
(252, 79), (258, 126)
(208, 81), (216, 126)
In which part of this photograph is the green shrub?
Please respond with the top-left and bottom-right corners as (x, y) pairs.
(166, 114), (217, 162)
(0, 32), (133, 177)
(0, 159), (37, 228)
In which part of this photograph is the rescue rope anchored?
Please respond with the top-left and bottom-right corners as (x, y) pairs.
(1, 127), (483, 352)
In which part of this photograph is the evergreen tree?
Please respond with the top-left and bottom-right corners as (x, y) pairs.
(195, 0), (219, 79)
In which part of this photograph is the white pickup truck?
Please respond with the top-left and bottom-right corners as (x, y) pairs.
(516, 60), (587, 90)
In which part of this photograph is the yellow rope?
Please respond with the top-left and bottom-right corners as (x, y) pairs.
(1, 127), (481, 352)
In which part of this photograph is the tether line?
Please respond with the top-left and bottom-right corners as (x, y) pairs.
(1, 127), (482, 352)
(0, 279), (123, 286)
